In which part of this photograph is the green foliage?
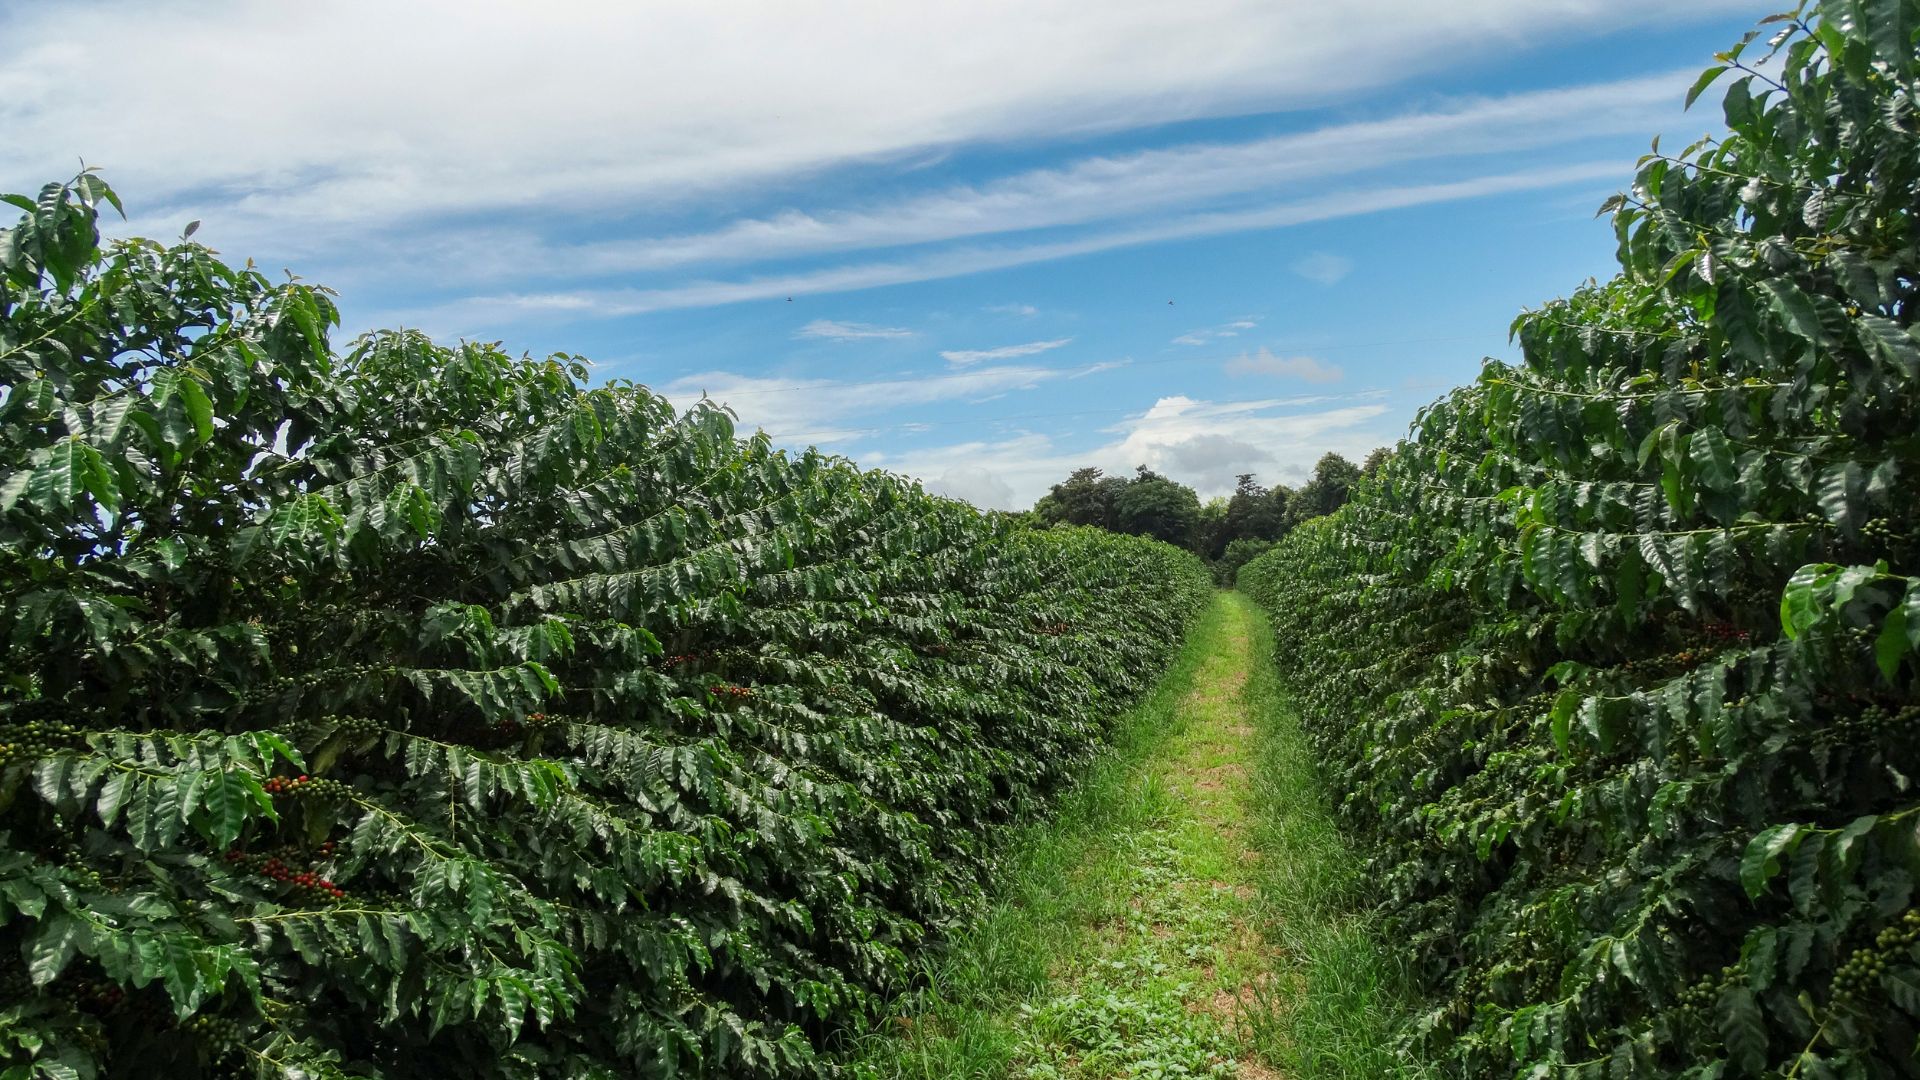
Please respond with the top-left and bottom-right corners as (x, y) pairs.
(1224, 473), (1288, 551)
(1280, 453), (1360, 533)
(1242, 4), (1920, 1075)
(1215, 539), (1275, 587)
(1111, 467), (1202, 548)
(1031, 464), (1335, 568)
(1032, 467), (1130, 533)
(0, 173), (1213, 1079)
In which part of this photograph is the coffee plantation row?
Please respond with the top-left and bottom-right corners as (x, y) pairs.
(0, 174), (1213, 1077)
(1242, 1), (1920, 1075)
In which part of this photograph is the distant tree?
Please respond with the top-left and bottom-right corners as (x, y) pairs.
(1113, 466), (1202, 547)
(1033, 466), (1124, 530)
(1267, 483), (1293, 534)
(1193, 496), (1231, 560)
(1284, 452), (1362, 530)
(1362, 446), (1394, 477)
(1224, 472), (1285, 543)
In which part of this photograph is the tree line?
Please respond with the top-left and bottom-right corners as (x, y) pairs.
(1022, 449), (1385, 581)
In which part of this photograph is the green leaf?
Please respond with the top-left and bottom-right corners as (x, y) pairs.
(1780, 564), (1838, 639)
(1716, 986), (1768, 1074)
(27, 440), (92, 513)
(1741, 823), (1804, 898)
(1885, 970), (1920, 1016)
(25, 912), (79, 987)
(178, 377), (214, 445)
(1857, 314), (1920, 378)
(1877, 600), (1911, 683)
(1815, 463), (1865, 532)
(195, 769), (264, 849)
(1689, 428), (1737, 492)
(1686, 66), (1729, 109)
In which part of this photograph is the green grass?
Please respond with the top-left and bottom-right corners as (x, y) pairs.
(845, 591), (1426, 1079)
(1237, 595), (1435, 1079)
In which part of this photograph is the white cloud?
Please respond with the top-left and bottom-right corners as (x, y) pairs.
(659, 360), (1102, 443)
(1, 1), (1751, 253)
(794, 318), (914, 340)
(1292, 251), (1353, 284)
(326, 69), (1696, 291)
(394, 160), (1624, 326)
(940, 337), (1073, 366)
(1173, 317), (1259, 346)
(1226, 347), (1344, 383)
(924, 466), (1016, 507)
(873, 391), (1394, 508)
(986, 303), (1039, 317)
(493, 71), (1687, 284)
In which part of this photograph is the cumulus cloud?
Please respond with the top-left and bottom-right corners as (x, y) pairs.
(873, 391), (1394, 508)
(924, 466), (1016, 509)
(1226, 347), (1344, 383)
(794, 319), (914, 340)
(939, 337), (1074, 367)
(1157, 433), (1275, 476)
(1292, 251), (1354, 284)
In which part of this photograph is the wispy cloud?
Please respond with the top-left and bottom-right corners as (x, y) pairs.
(986, 303), (1039, 317)
(1291, 252), (1353, 284)
(3, 0), (1752, 253)
(659, 358), (1115, 444)
(794, 318), (914, 341)
(1173, 317), (1259, 346)
(396, 161), (1624, 326)
(940, 337), (1074, 367)
(1226, 347), (1343, 383)
(328, 68), (1692, 290)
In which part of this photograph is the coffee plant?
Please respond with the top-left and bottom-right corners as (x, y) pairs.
(1242, 2), (1920, 1076)
(0, 174), (1213, 1078)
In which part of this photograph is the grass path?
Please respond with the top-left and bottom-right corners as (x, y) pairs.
(852, 591), (1415, 1079)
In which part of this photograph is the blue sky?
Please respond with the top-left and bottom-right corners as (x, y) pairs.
(1, 0), (1766, 507)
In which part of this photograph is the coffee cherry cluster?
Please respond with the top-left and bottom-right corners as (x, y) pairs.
(262, 774), (352, 800)
(1699, 622), (1754, 645)
(284, 663), (385, 691)
(709, 685), (754, 700)
(49, 973), (129, 1014)
(1034, 620), (1072, 636)
(226, 850), (347, 901)
(1863, 517), (1910, 544)
(1620, 647), (1718, 680)
(662, 653), (704, 668)
(325, 714), (384, 738)
(1676, 965), (1738, 1010)
(0, 720), (82, 766)
(488, 710), (564, 745)
(1857, 703), (1920, 729)
(187, 1012), (248, 1054)
(1832, 910), (1920, 1007)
